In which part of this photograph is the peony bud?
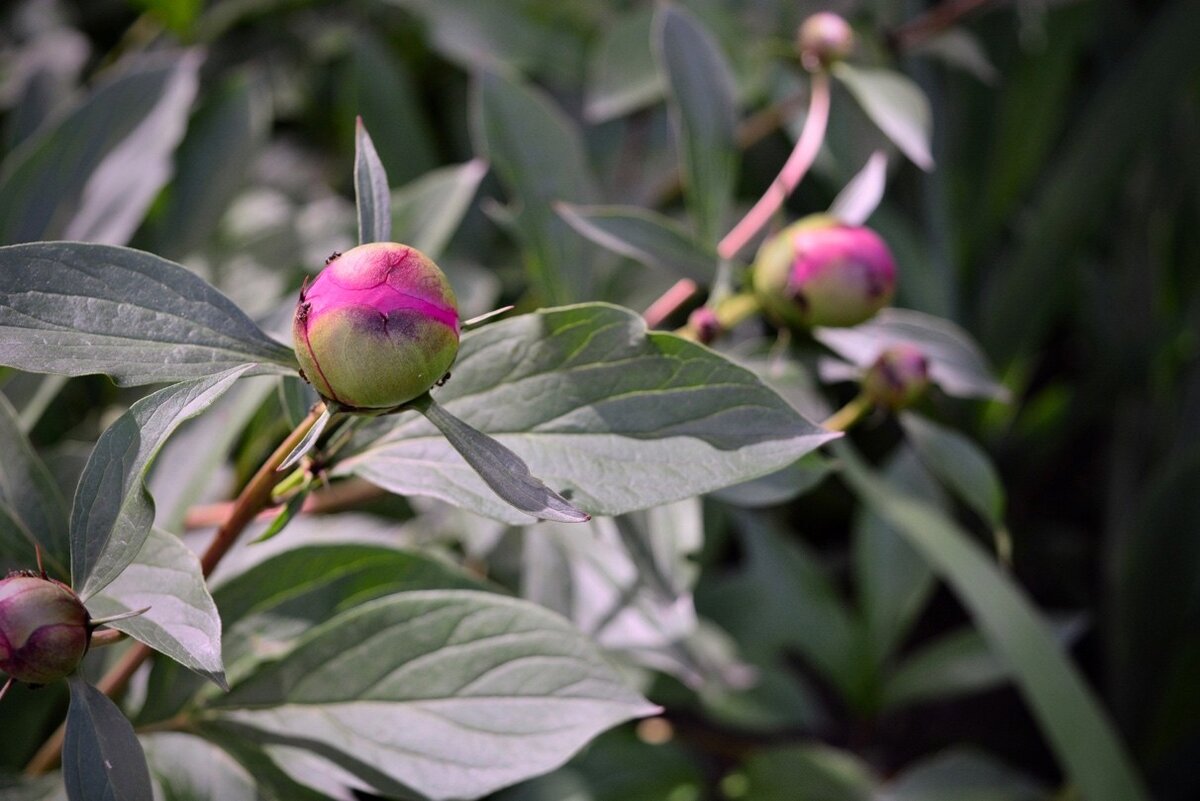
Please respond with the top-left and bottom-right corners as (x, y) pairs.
(0, 574), (90, 685)
(862, 344), (930, 409)
(796, 12), (855, 71)
(293, 243), (460, 411)
(752, 215), (896, 330)
(687, 306), (723, 345)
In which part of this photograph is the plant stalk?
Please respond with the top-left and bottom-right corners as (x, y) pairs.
(823, 394), (873, 432)
(24, 404), (325, 776)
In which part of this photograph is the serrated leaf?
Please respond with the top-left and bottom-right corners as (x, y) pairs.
(900, 412), (1005, 526)
(0, 243), (296, 385)
(210, 591), (659, 801)
(354, 118), (391, 244)
(584, 7), (663, 123)
(836, 441), (1151, 801)
(338, 304), (836, 524)
(814, 308), (1008, 400)
(833, 63), (934, 171)
(72, 366), (252, 599)
(0, 393), (70, 578)
(0, 53), (200, 245)
(63, 676), (153, 801)
(88, 528), (226, 688)
(556, 203), (715, 282)
(828, 151), (888, 227)
(653, 4), (738, 244)
(392, 160), (488, 259)
(472, 70), (598, 304)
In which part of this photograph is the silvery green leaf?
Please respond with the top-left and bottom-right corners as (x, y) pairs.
(0, 243), (296, 385)
(72, 366), (252, 599)
(391, 160), (488, 260)
(833, 63), (934, 171)
(211, 591), (659, 801)
(88, 528), (226, 689)
(339, 304), (836, 524)
(354, 118), (391, 244)
(556, 203), (715, 282)
(0, 393), (69, 577)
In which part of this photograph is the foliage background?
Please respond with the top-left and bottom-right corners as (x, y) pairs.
(1, 0), (1198, 798)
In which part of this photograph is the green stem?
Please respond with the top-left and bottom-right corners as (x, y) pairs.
(823, 394), (873, 432)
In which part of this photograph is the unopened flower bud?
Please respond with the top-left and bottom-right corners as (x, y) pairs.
(797, 12), (855, 71)
(0, 574), (90, 685)
(688, 307), (722, 345)
(752, 215), (896, 330)
(293, 243), (460, 411)
(862, 344), (930, 409)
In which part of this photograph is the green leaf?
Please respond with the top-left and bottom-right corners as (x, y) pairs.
(472, 69), (598, 304)
(0, 393), (70, 578)
(883, 627), (1019, 710)
(63, 676), (153, 801)
(883, 749), (1045, 801)
(416, 397), (590, 523)
(900, 412), (1005, 527)
(709, 451), (832, 508)
(556, 203), (716, 282)
(354, 118), (391, 245)
(836, 441), (1151, 801)
(653, 4), (739, 245)
(743, 744), (876, 801)
(210, 591), (659, 801)
(0, 53), (200, 245)
(141, 733), (259, 801)
(584, 6), (663, 123)
(339, 304), (835, 524)
(72, 366), (252, 600)
(0, 243), (296, 385)
(145, 71), (269, 261)
(392, 160), (488, 259)
(87, 528), (226, 689)
(833, 63), (933, 172)
(815, 308), (1008, 401)
(183, 728), (333, 801)
(853, 447), (942, 668)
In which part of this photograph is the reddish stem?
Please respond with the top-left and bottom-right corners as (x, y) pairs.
(643, 279), (700, 329)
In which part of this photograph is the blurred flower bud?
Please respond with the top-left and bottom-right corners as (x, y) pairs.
(862, 344), (930, 409)
(752, 215), (896, 330)
(293, 243), (460, 411)
(0, 574), (90, 685)
(796, 12), (855, 71)
(687, 306), (723, 344)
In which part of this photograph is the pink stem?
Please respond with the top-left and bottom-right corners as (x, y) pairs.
(643, 279), (699, 328)
(717, 71), (831, 262)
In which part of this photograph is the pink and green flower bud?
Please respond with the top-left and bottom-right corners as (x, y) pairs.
(862, 344), (930, 409)
(0, 574), (90, 685)
(752, 215), (897, 330)
(796, 12), (855, 71)
(687, 306), (723, 345)
(293, 242), (460, 411)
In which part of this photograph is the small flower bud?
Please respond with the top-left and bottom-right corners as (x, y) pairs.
(0, 574), (90, 685)
(293, 243), (460, 411)
(862, 344), (930, 409)
(687, 307), (723, 345)
(796, 12), (855, 71)
(752, 215), (897, 330)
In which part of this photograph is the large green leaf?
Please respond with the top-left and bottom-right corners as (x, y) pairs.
(63, 677), (152, 801)
(71, 366), (252, 599)
(652, 4), (738, 245)
(0, 393), (70, 577)
(354, 118), (391, 245)
(391, 160), (488, 260)
(0, 53), (200, 246)
(88, 528), (225, 688)
(556, 203), (715, 282)
(209, 591), (658, 801)
(141, 733), (259, 801)
(0, 243), (296, 384)
(836, 442), (1150, 801)
(584, 6), (663, 123)
(472, 69), (598, 304)
(338, 304), (835, 524)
